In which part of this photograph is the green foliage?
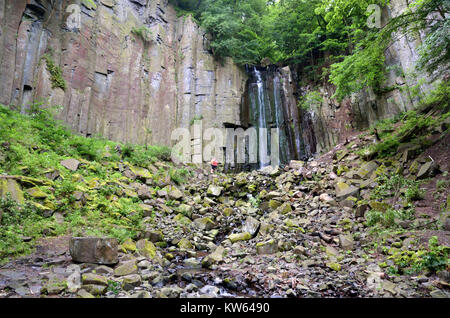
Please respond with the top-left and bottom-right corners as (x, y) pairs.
(169, 168), (190, 185)
(40, 54), (67, 90)
(360, 110), (437, 159)
(298, 91), (322, 111)
(387, 236), (449, 275)
(122, 143), (171, 166)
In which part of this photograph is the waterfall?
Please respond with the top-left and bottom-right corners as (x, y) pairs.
(254, 67), (270, 169)
(245, 66), (306, 169)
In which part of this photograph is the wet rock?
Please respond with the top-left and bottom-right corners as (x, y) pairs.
(60, 159), (80, 171)
(69, 237), (118, 265)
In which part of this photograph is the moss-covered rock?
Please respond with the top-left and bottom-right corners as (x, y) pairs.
(114, 260), (138, 277)
(256, 239), (278, 254)
(193, 217), (216, 231)
(177, 238), (193, 249)
(120, 238), (137, 253)
(174, 213), (192, 226)
(228, 232), (252, 243)
(136, 239), (156, 259)
(0, 178), (24, 204)
(327, 262), (341, 271)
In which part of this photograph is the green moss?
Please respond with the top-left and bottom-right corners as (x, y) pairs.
(131, 26), (153, 43)
(40, 54), (66, 90)
(81, 0), (97, 10)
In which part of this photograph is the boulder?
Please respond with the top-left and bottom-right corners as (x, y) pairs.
(60, 159), (80, 171)
(114, 260), (138, 277)
(228, 232), (252, 243)
(193, 217), (216, 231)
(82, 273), (108, 286)
(168, 186), (183, 200)
(256, 239), (278, 255)
(121, 274), (142, 290)
(207, 185), (223, 197)
(202, 246), (225, 268)
(335, 182), (360, 201)
(0, 178), (24, 207)
(417, 161), (440, 179)
(289, 160), (304, 170)
(69, 237), (118, 265)
(177, 204), (193, 218)
(242, 216), (260, 237)
(136, 239), (156, 259)
(355, 161), (379, 179)
(339, 234), (355, 250)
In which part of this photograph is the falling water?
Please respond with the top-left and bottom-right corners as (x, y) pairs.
(254, 67), (269, 169)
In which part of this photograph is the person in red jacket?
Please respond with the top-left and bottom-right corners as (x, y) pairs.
(210, 158), (219, 173)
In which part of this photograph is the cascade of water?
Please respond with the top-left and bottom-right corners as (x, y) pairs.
(254, 67), (269, 169)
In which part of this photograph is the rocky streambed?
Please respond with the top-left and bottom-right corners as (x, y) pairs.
(0, 133), (449, 299)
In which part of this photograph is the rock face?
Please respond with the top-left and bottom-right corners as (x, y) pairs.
(0, 0), (247, 149)
(69, 237), (118, 265)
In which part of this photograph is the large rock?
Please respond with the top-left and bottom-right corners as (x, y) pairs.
(228, 232), (252, 243)
(168, 186), (183, 200)
(355, 161), (379, 179)
(417, 161), (440, 179)
(256, 239), (278, 254)
(207, 185), (223, 197)
(69, 237), (118, 265)
(136, 239), (156, 259)
(0, 178), (24, 207)
(193, 217), (216, 231)
(335, 182), (360, 201)
(202, 246), (225, 268)
(60, 159), (80, 171)
(242, 216), (260, 237)
(339, 234), (355, 250)
(82, 273), (108, 286)
(114, 260), (138, 276)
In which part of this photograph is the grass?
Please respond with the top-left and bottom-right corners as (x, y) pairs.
(0, 102), (188, 262)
